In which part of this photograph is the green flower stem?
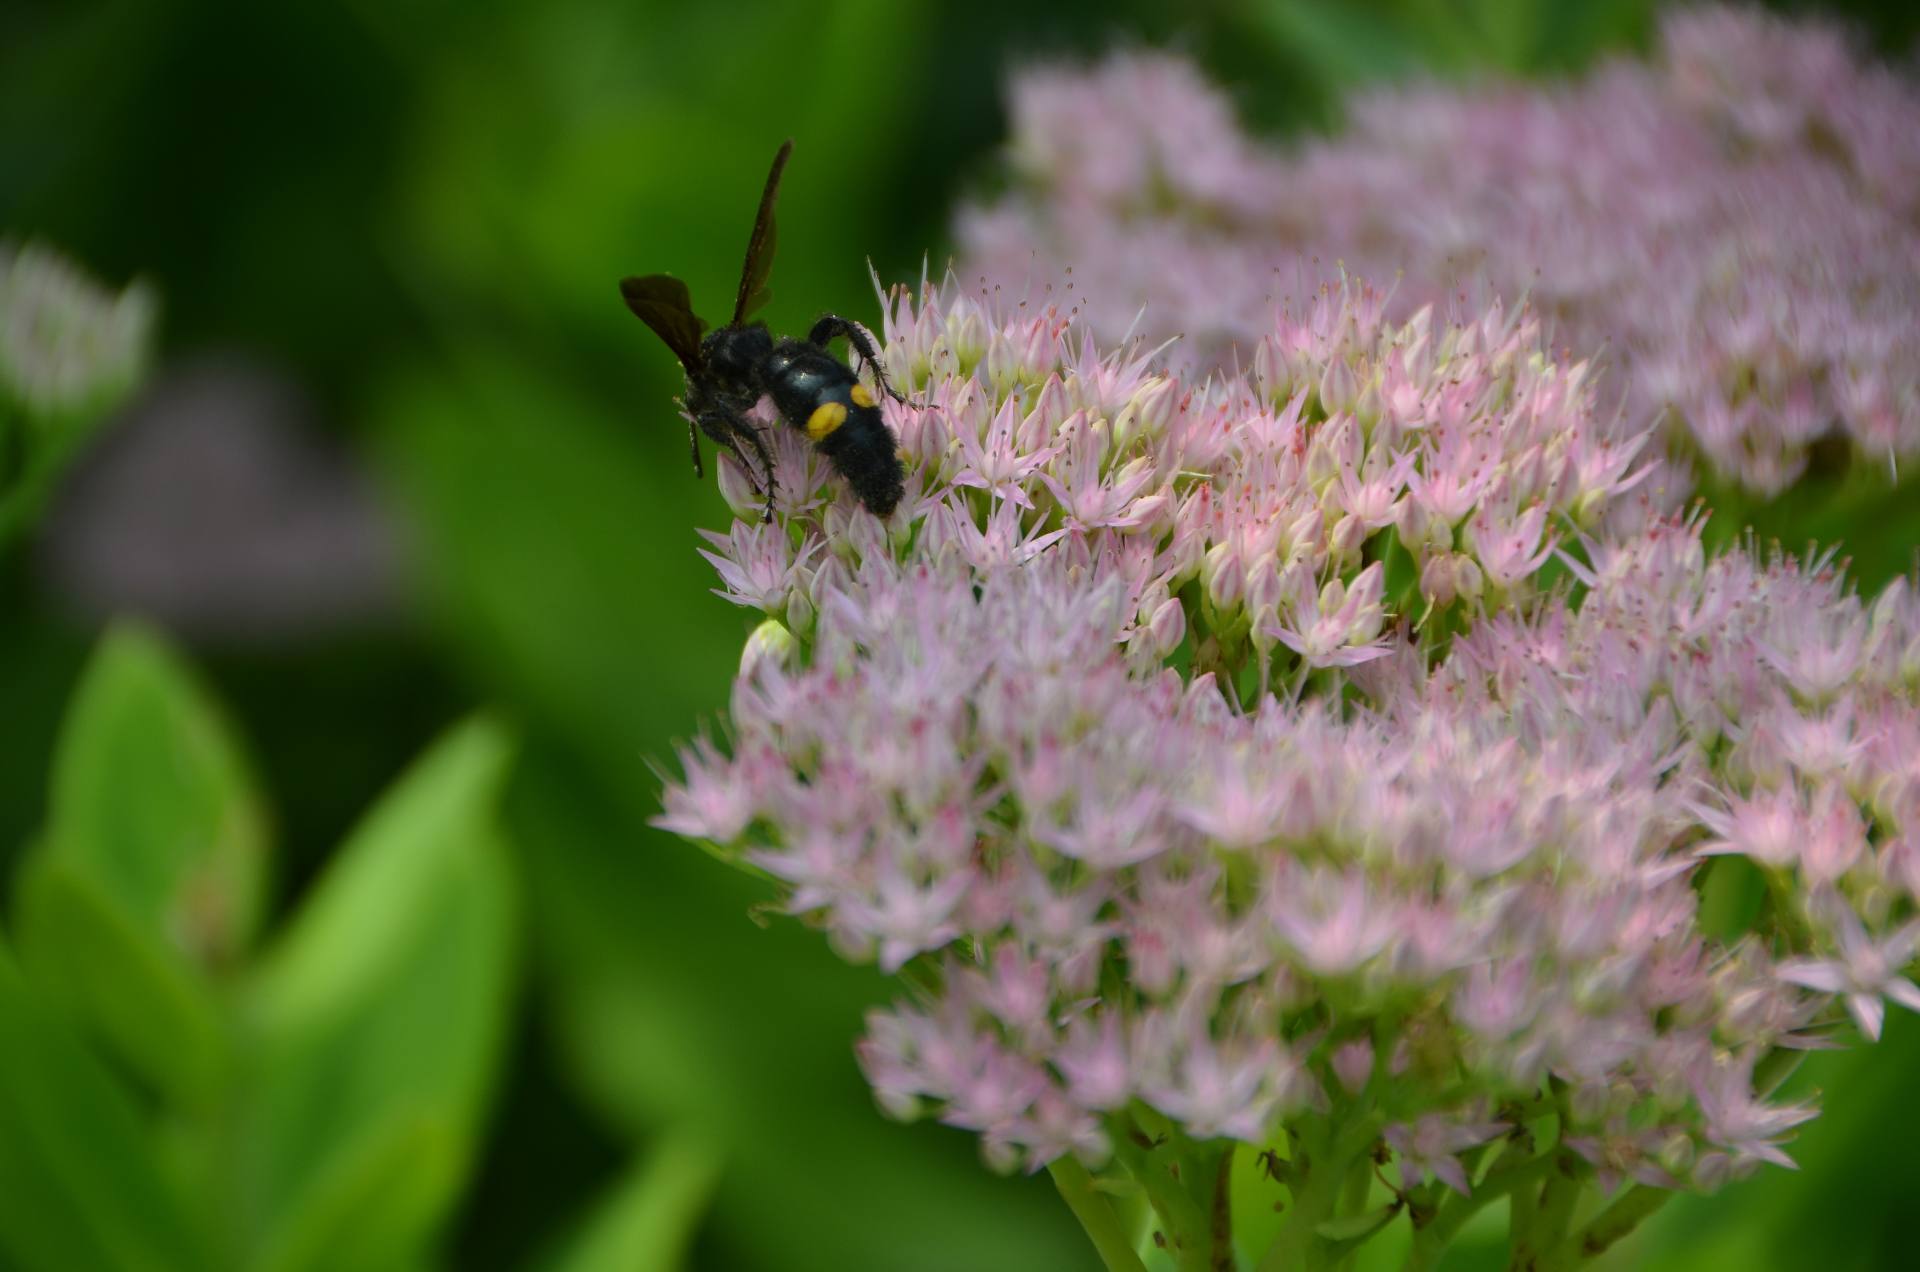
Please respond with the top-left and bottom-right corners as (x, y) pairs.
(1329, 1156), (1376, 1272)
(1255, 1116), (1379, 1272)
(1340, 1155), (1373, 1216)
(1205, 1144), (1236, 1272)
(1049, 1158), (1150, 1272)
(1509, 1159), (1584, 1271)
(1108, 1113), (1214, 1271)
(1256, 1158), (1343, 1271)
(1402, 1147), (1556, 1271)
(1536, 1184), (1671, 1270)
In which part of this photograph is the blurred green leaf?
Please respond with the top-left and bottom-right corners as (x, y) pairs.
(371, 354), (739, 816)
(1242, 0), (1658, 121)
(248, 1114), (465, 1272)
(1695, 855), (1766, 942)
(393, 0), (932, 343)
(43, 623), (268, 962)
(1253, 0), (1454, 84)
(540, 1132), (723, 1272)
(0, 935), (210, 1272)
(1700, 465), (1919, 594)
(11, 850), (227, 1108)
(239, 717), (518, 1272)
(12, 622), (264, 1105)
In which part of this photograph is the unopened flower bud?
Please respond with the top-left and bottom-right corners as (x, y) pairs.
(1203, 541), (1244, 610)
(1245, 555), (1282, 617)
(1692, 1152), (1732, 1193)
(740, 619), (799, 680)
(1332, 1038), (1374, 1096)
(1306, 416), (1359, 491)
(1147, 596), (1187, 659)
(1570, 1081), (1613, 1125)
(1453, 555), (1483, 603)
(1330, 512), (1367, 562)
(785, 584), (816, 634)
(1115, 374), (1178, 449)
(1319, 357), (1359, 417)
(716, 448), (766, 519)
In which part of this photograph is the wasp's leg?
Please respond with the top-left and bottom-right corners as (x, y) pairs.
(807, 313), (909, 404)
(695, 404), (778, 523)
(686, 416), (705, 479)
(734, 419), (777, 523)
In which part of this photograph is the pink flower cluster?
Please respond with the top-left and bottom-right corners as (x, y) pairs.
(960, 7), (1920, 495)
(659, 275), (1920, 1205)
(700, 275), (1655, 679)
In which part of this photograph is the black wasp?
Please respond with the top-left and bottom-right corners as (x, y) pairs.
(620, 140), (907, 521)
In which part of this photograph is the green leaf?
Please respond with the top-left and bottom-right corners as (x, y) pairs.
(11, 851), (226, 1107)
(0, 936), (210, 1272)
(541, 1133), (724, 1272)
(239, 717), (518, 1272)
(1696, 854), (1765, 942)
(14, 622), (264, 1105)
(249, 1115), (464, 1272)
(1314, 1202), (1399, 1242)
(371, 359), (737, 821)
(1700, 464), (1920, 595)
(43, 622), (269, 965)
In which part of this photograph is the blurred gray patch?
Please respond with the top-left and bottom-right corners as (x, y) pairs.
(40, 355), (402, 643)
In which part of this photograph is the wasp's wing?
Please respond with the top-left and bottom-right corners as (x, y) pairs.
(620, 274), (709, 373)
(732, 139), (793, 327)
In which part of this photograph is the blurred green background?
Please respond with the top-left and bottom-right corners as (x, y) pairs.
(3, 2), (1918, 1269)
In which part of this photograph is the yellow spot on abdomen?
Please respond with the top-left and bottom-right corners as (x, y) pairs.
(806, 400), (848, 440)
(850, 383), (876, 408)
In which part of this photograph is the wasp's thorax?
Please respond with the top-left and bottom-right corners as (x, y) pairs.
(701, 323), (774, 386)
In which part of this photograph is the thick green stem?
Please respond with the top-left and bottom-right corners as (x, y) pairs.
(1536, 1185), (1670, 1270)
(1508, 1160), (1583, 1272)
(1341, 1157), (1373, 1216)
(1109, 1114), (1213, 1271)
(1331, 1156), (1375, 1271)
(1402, 1149), (1555, 1272)
(1208, 1144), (1237, 1272)
(1049, 1158), (1150, 1272)
(1255, 1118), (1363, 1272)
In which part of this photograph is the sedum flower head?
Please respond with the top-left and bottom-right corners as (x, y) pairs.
(659, 272), (1920, 1210)
(0, 239), (156, 420)
(960, 7), (1920, 495)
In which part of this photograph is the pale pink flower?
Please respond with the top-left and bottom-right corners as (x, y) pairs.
(1264, 562), (1392, 668)
(1385, 1111), (1507, 1196)
(1690, 1050), (1820, 1170)
(652, 737), (758, 843)
(1266, 867), (1397, 977)
(1140, 1033), (1289, 1142)
(1778, 902), (1920, 1040)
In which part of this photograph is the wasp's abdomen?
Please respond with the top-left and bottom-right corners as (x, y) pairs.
(764, 341), (904, 517)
